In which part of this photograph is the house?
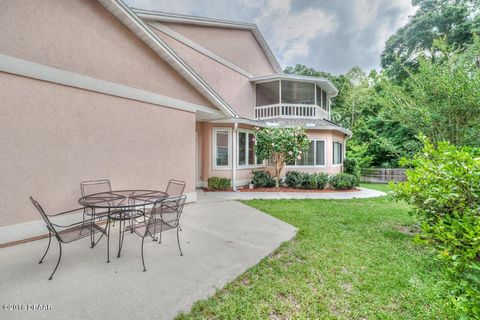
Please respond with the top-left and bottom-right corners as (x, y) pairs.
(0, 0), (350, 243)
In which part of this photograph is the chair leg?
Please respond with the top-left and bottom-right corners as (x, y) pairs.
(107, 219), (111, 263)
(48, 241), (62, 280)
(158, 222), (163, 244)
(176, 225), (183, 256)
(39, 231), (52, 264)
(141, 235), (146, 272)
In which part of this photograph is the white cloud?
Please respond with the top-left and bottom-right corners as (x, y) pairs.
(253, 0), (336, 67)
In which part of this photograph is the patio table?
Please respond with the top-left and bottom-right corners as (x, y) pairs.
(78, 190), (168, 262)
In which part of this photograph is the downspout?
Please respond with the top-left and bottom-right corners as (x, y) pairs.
(232, 122), (238, 191)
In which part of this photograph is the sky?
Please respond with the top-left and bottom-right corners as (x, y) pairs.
(125, 0), (417, 75)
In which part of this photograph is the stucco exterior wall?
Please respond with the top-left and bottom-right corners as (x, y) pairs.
(198, 123), (346, 187)
(0, 0), (215, 109)
(161, 22), (276, 76)
(0, 73), (195, 227)
(153, 30), (255, 119)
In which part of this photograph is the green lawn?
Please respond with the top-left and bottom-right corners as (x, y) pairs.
(360, 182), (392, 193)
(177, 191), (456, 319)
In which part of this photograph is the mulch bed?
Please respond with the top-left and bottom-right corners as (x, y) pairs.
(239, 187), (360, 193)
(203, 187), (359, 193)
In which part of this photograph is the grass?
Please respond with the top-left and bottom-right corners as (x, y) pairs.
(360, 182), (392, 193)
(177, 189), (456, 319)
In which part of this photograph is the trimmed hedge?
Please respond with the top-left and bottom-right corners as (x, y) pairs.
(285, 171), (329, 190)
(252, 170), (275, 188)
(207, 177), (231, 190)
(329, 173), (357, 190)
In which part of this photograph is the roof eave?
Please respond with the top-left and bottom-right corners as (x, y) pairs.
(250, 74), (339, 96)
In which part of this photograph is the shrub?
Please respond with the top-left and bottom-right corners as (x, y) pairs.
(285, 171), (329, 190)
(207, 177), (231, 190)
(285, 171), (302, 188)
(329, 173), (357, 190)
(315, 173), (329, 190)
(300, 172), (317, 189)
(343, 158), (360, 186)
(391, 137), (480, 318)
(251, 170), (275, 188)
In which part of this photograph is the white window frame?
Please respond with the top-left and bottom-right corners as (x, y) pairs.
(237, 129), (264, 169)
(286, 139), (327, 168)
(332, 140), (344, 166)
(212, 127), (232, 170)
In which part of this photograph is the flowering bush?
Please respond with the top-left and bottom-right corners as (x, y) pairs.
(254, 127), (310, 188)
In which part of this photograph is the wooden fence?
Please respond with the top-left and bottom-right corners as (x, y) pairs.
(361, 168), (407, 183)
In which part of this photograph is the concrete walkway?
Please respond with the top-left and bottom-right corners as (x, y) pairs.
(197, 187), (386, 203)
(0, 200), (296, 320)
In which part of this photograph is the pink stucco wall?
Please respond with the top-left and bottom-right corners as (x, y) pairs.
(0, 0), (215, 109)
(0, 73), (195, 227)
(160, 22), (276, 76)
(153, 29), (256, 119)
(0, 0), (204, 228)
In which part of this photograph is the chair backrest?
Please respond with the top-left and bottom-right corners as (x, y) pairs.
(152, 195), (187, 220)
(29, 196), (58, 237)
(80, 179), (112, 197)
(165, 179), (186, 198)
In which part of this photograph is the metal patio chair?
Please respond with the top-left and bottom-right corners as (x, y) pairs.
(30, 196), (108, 280)
(165, 179), (186, 198)
(136, 195), (187, 272)
(143, 179), (186, 232)
(80, 179), (113, 222)
(165, 179), (186, 231)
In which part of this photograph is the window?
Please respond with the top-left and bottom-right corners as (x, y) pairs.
(315, 140), (325, 165)
(288, 140), (326, 167)
(238, 132), (246, 166)
(297, 141), (315, 166)
(213, 128), (231, 169)
(256, 81), (280, 106)
(281, 80), (315, 104)
(333, 141), (343, 165)
(238, 130), (262, 167)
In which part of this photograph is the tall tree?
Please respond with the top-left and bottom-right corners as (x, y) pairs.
(382, 37), (480, 146)
(381, 0), (480, 82)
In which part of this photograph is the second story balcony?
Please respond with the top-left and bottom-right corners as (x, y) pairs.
(251, 75), (338, 121)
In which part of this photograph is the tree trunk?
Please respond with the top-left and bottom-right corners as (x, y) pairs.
(273, 153), (284, 189)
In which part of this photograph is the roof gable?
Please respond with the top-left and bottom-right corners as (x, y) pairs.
(132, 8), (282, 74)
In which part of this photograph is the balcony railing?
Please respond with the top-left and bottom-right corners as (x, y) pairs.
(254, 104), (329, 120)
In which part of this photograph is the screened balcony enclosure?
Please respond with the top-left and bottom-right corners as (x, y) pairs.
(255, 80), (330, 120)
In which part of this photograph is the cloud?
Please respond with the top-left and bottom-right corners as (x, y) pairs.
(252, 0), (336, 66)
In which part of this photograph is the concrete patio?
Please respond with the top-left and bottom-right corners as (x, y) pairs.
(0, 198), (296, 320)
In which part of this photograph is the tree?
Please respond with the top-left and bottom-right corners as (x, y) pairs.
(254, 127), (310, 188)
(382, 37), (480, 146)
(381, 0), (480, 82)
